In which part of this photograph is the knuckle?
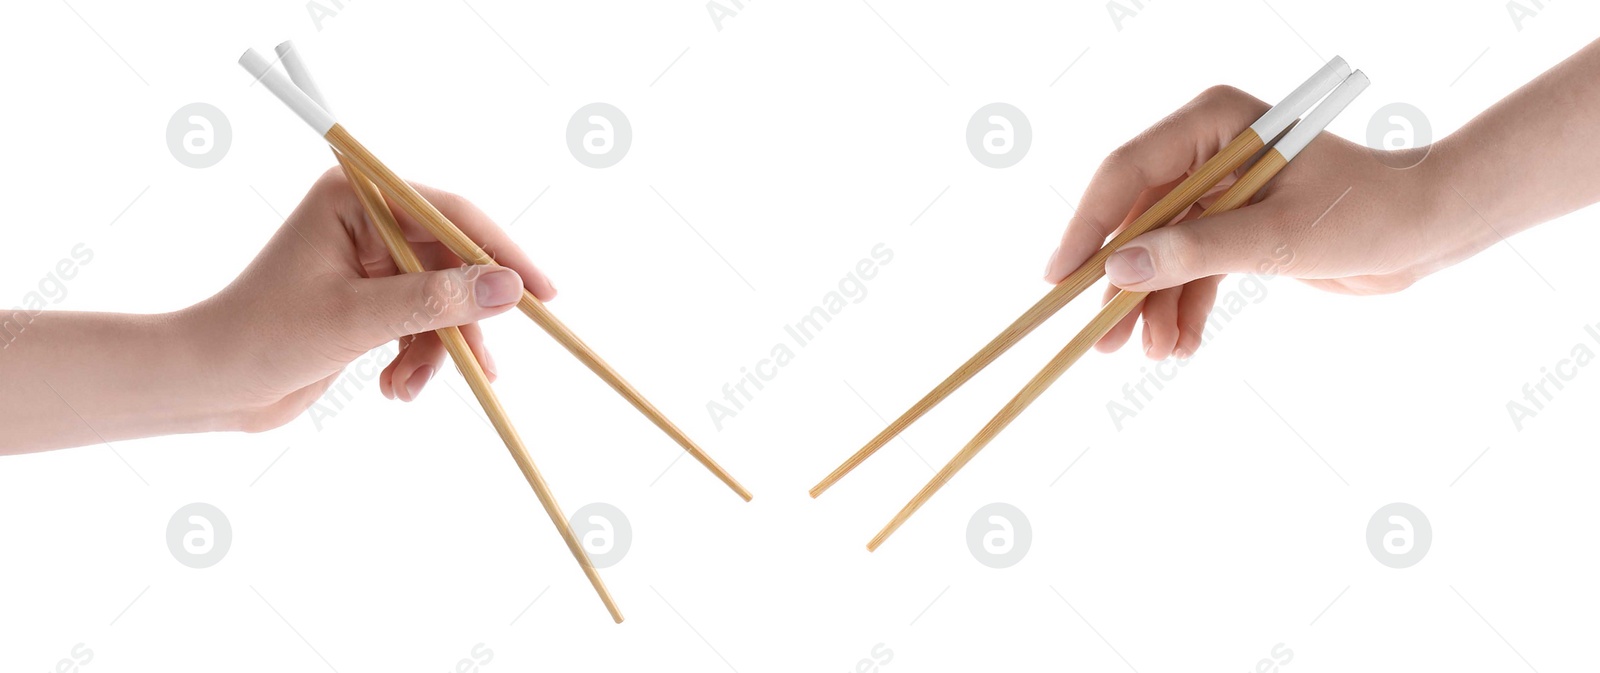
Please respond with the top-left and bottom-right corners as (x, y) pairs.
(1196, 84), (1247, 107)
(1163, 226), (1208, 278)
(1104, 142), (1136, 167)
(307, 168), (357, 210)
(420, 270), (466, 319)
(385, 285), (434, 338)
(355, 272), (468, 342)
(1192, 85), (1268, 125)
(1100, 144), (1148, 185)
(313, 166), (349, 194)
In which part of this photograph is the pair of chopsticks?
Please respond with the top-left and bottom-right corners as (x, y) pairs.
(813, 58), (1369, 551)
(241, 42), (751, 623)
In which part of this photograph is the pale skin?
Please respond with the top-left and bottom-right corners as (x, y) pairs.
(0, 169), (556, 454)
(1047, 37), (1600, 360)
(5, 43), (1600, 454)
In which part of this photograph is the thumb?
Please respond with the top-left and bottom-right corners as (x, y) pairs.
(1102, 207), (1281, 292)
(345, 265), (524, 349)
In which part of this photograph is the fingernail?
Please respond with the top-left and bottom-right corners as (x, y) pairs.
(474, 267), (522, 307)
(1142, 329), (1153, 357)
(1106, 247), (1156, 286)
(1043, 247), (1061, 280)
(1174, 346), (1192, 360)
(406, 365), (435, 401)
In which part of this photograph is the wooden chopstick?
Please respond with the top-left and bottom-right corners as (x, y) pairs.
(240, 48), (750, 503)
(271, 42), (623, 621)
(330, 129), (754, 501)
(867, 70), (1371, 551)
(350, 150), (625, 622)
(809, 131), (1259, 498)
(868, 158), (1280, 552)
(810, 57), (1352, 498)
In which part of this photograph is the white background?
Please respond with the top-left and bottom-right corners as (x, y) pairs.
(2, 1), (1598, 671)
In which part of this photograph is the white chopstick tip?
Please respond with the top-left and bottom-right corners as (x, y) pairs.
(238, 44), (337, 136)
(238, 47), (273, 79)
(1251, 56), (1355, 141)
(274, 40), (332, 113)
(1275, 69), (1370, 161)
(1325, 56), (1352, 81)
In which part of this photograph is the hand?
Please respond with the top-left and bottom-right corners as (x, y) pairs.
(180, 168), (558, 431)
(1043, 85), (1475, 360)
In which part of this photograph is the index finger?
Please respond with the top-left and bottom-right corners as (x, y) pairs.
(1045, 85), (1267, 283)
(386, 181), (558, 302)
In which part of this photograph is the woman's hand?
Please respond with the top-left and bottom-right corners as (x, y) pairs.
(1044, 85), (1479, 360)
(184, 168), (559, 430)
(0, 168), (556, 453)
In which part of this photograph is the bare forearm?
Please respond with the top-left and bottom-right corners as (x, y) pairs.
(1435, 37), (1600, 237)
(0, 310), (231, 453)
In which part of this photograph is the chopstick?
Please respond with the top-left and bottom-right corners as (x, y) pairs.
(809, 57), (1352, 498)
(267, 42), (624, 622)
(867, 71), (1372, 551)
(239, 46), (752, 503)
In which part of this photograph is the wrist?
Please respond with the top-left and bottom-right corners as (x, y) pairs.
(146, 305), (253, 435)
(1407, 138), (1504, 255)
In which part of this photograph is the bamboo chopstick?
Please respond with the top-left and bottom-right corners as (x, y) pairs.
(239, 48), (750, 502)
(810, 57), (1352, 498)
(270, 42), (623, 622)
(867, 71), (1371, 551)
